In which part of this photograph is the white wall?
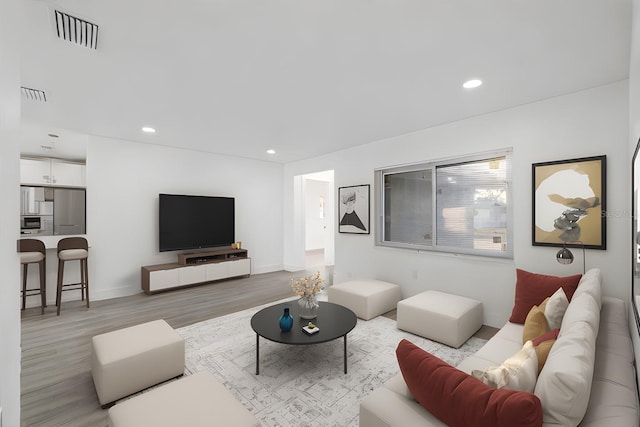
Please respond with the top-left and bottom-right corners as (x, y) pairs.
(0, 0), (22, 424)
(285, 81), (629, 327)
(83, 136), (284, 301)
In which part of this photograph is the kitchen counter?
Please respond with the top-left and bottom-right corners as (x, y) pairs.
(19, 234), (88, 250)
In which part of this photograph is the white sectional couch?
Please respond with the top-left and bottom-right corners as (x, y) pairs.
(360, 269), (640, 426)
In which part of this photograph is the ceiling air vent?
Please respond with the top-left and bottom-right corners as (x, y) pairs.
(21, 87), (47, 102)
(54, 10), (99, 49)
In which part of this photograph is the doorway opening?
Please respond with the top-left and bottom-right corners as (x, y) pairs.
(298, 170), (334, 283)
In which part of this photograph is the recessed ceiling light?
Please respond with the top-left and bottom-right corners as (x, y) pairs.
(266, 149), (276, 155)
(142, 127), (156, 133)
(463, 79), (483, 89)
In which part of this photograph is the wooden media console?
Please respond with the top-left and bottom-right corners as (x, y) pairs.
(141, 248), (250, 294)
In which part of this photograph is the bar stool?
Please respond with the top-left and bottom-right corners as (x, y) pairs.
(56, 237), (89, 316)
(18, 239), (46, 314)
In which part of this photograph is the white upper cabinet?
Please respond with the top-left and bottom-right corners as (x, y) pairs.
(20, 158), (51, 185)
(20, 157), (86, 187)
(51, 159), (85, 187)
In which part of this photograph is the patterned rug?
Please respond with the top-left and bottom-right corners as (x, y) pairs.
(176, 300), (486, 427)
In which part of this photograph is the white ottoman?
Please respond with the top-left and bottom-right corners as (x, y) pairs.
(108, 372), (260, 427)
(327, 279), (402, 320)
(92, 319), (185, 407)
(397, 290), (482, 348)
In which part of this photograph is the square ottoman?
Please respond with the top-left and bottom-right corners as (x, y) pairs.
(397, 290), (482, 348)
(327, 279), (402, 320)
(108, 372), (260, 427)
(92, 319), (185, 408)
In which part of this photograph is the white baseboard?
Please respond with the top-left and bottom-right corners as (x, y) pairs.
(92, 285), (141, 301)
(283, 264), (306, 272)
(24, 267), (292, 308)
(251, 264), (284, 274)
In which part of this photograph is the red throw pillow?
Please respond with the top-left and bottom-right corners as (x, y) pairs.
(396, 339), (543, 427)
(509, 269), (582, 324)
(532, 328), (560, 347)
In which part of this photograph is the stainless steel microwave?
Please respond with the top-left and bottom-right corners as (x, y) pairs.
(21, 216), (41, 230)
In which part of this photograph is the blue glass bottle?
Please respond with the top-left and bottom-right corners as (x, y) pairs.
(279, 307), (293, 332)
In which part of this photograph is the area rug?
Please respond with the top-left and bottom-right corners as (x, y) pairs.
(176, 300), (487, 427)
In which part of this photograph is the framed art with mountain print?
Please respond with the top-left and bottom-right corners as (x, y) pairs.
(338, 184), (370, 234)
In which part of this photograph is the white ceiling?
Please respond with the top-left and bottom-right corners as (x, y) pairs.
(20, 0), (631, 164)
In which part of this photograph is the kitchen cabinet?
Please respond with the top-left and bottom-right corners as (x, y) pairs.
(20, 157), (86, 187)
(51, 159), (85, 187)
(20, 158), (51, 186)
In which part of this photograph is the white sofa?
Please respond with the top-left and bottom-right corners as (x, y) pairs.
(360, 269), (640, 426)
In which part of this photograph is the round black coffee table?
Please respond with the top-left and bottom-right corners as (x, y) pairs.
(250, 301), (357, 375)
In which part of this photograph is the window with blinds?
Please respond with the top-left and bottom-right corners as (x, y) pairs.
(375, 149), (513, 258)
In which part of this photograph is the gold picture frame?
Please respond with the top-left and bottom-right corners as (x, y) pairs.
(532, 155), (606, 249)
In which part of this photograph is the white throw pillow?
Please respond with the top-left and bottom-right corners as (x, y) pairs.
(544, 288), (569, 330)
(472, 340), (539, 392)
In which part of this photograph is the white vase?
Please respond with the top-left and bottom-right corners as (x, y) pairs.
(298, 294), (319, 319)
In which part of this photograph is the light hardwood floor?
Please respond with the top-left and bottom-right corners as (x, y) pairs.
(21, 270), (300, 427)
(20, 271), (498, 426)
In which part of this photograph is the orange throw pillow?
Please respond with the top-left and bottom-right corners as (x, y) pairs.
(396, 339), (543, 427)
(523, 303), (549, 344)
(509, 269), (581, 324)
(533, 340), (556, 374)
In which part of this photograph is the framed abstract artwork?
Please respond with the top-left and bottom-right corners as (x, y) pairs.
(338, 184), (370, 234)
(532, 155), (606, 249)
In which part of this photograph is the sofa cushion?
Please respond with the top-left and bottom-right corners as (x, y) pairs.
(509, 269), (581, 324)
(544, 288), (569, 330)
(582, 297), (639, 426)
(561, 292), (600, 332)
(472, 340), (538, 392)
(359, 385), (449, 427)
(396, 339), (543, 427)
(534, 290), (601, 426)
(572, 268), (602, 307)
(523, 304), (549, 343)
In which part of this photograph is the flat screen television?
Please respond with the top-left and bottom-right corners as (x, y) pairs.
(159, 193), (235, 252)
